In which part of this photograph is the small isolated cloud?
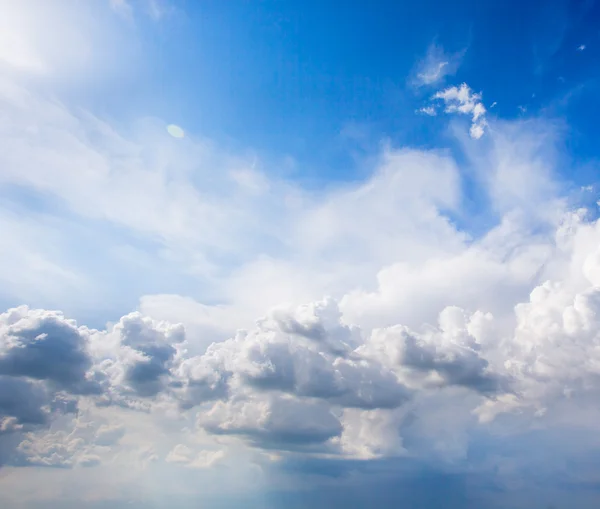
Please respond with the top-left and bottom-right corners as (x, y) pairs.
(412, 43), (464, 87)
(432, 83), (488, 139)
(577, 44), (586, 51)
(418, 106), (437, 116)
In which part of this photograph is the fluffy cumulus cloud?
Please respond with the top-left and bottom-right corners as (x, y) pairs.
(0, 307), (101, 396)
(4, 211), (600, 474)
(92, 312), (186, 403)
(432, 83), (488, 139)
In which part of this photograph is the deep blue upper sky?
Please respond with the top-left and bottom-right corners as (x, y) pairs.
(93, 0), (600, 185)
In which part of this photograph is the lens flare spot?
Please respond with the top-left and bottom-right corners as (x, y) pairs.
(166, 124), (185, 138)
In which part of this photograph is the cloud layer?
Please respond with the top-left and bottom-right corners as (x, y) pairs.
(2, 205), (600, 469)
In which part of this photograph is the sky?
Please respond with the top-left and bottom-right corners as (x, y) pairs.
(1, 0), (600, 507)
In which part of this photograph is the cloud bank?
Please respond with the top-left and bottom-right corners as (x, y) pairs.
(3, 197), (600, 508)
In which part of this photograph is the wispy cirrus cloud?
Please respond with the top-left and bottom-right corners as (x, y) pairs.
(411, 43), (465, 87)
(109, 0), (172, 20)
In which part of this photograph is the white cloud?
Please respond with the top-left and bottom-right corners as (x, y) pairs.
(577, 44), (586, 51)
(335, 408), (406, 459)
(0, 210), (87, 311)
(0, 0), (135, 84)
(418, 61), (448, 85)
(0, 75), (480, 327)
(165, 442), (225, 468)
(3, 207), (600, 470)
(418, 106), (437, 116)
(432, 83), (488, 138)
(16, 426), (99, 468)
(412, 43), (464, 87)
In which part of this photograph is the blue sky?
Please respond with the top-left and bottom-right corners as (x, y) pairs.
(2, 1), (600, 508)
(110, 0), (600, 178)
